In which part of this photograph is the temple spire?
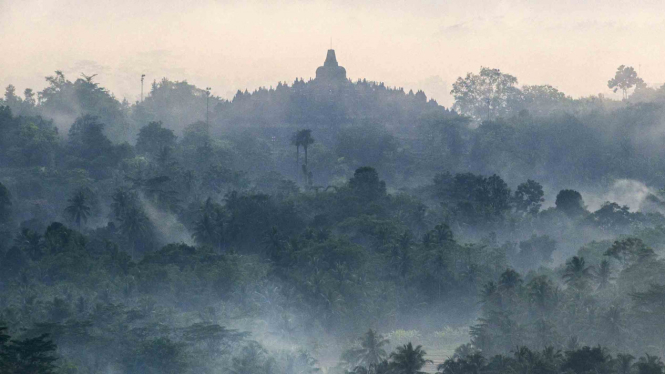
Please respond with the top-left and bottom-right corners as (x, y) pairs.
(315, 49), (347, 82)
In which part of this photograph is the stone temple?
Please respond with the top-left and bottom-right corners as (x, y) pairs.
(315, 49), (347, 82)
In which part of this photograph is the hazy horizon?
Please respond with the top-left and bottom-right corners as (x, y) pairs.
(2, 0), (665, 106)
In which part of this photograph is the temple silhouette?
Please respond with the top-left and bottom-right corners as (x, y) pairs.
(315, 49), (347, 82)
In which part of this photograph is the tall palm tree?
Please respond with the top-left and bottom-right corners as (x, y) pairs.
(389, 342), (431, 374)
(562, 256), (593, 290)
(299, 129), (315, 168)
(595, 259), (613, 290)
(615, 353), (635, 374)
(346, 329), (390, 368)
(111, 188), (134, 221)
(290, 131), (301, 171)
(65, 189), (91, 228)
(119, 207), (152, 255)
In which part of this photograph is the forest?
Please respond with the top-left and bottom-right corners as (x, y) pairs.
(2, 62), (665, 373)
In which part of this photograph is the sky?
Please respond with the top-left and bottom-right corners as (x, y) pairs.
(1, 0), (665, 106)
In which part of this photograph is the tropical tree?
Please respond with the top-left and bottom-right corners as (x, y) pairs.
(555, 190), (587, 217)
(513, 179), (544, 215)
(0, 182), (11, 224)
(65, 189), (91, 228)
(451, 67), (520, 122)
(343, 329), (390, 368)
(14, 228), (43, 261)
(636, 354), (664, 374)
(111, 188), (136, 221)
(595, 260), (613, 290)
(193, 212), (214, 245)
(299, 129), (315, 168)
(291, 131), (302, 171)
(562, 256), (593, 291)
(389, 342), (431, 374)
(615, 353), (635, 374)
(118, 206), (153, 254)
(608, 65), (645, 99)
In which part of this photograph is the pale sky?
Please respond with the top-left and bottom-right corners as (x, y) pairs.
(2, 0), (665, 106)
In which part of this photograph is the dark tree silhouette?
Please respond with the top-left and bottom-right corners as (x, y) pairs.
(65, 189), (91, 228)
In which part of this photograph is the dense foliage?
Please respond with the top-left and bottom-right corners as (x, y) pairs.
(2, 61), (665, 372)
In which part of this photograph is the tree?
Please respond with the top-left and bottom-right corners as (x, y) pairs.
(64, 189), (91, 228)
(118, 206), (153, 254)
(192, 207), (225, 250)
(0, 182), (11, 224)
(555, 190), (586, 217)
(513, 180), (544, 215)
(14, 228), (43, 261)
(343, 329), (390, 368)
(451, 67), (520, 122)
(562, 346), (610, 374)
(0, 331), (58, 374)
(562, 256), (593, 291)
(111, 188), (136, 221)
(636, 354), (664, 374)
(299, 129), (315, 168)
(136, 121), (177, 158)
(291, 131), (302, 172)
(595, 260), (613, 290)
(67, 115), (115, 165)
(389, 342), (431, 374)
(349, 167), (387, 201)
(608, 65), (645, 99)
(615, 354), (635, 374)
(604, 237), (655, 266)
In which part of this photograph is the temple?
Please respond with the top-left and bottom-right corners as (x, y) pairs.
(315, 49), (347, 82)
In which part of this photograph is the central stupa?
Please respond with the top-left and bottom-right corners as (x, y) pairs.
(315, 49), (347, 82)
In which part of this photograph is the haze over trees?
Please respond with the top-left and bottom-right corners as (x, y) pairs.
(2, 52), (665, 373)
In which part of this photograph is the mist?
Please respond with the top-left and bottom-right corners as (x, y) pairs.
(4, 1), (665, 374)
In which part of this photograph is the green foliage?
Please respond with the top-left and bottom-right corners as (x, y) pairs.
(555, 189), (587, 217)
(609, 65), (646, 99)
(451, 67), (520, 122)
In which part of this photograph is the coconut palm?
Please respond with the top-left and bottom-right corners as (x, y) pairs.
(595, 259), (613, 290)
(111, 188), (135, 220)
(118, 206), (152, 254)
(389, 342), (431, 374)
(291, 131), (302, 170)
(65, 189), (91, 228)
(562, 256), (593, 290)
(615, 353), (635, 374)
(636, 354), (664, 374)
(345, 329), (390, 368)
(299, 129), (315, 168)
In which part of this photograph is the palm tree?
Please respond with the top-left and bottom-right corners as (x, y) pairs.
(346, 329), (390, 368)
(65, 189), (91, 228)
(299, 129), (315, 168)
(290, 131), (301, 171)
(615, 353), (635, 374)
(119, 207), (152, 255)
(595, 259), (613, 290)
(111, 188), (134, 220)
(636, 354), (664, 374)
(389, 342), (431, 374)
(562, 256), (593, 290)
